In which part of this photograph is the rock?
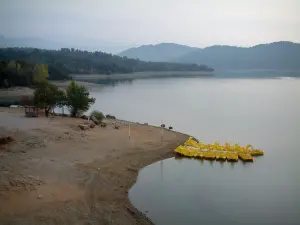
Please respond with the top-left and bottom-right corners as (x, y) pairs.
(0, 136), (14, 145)
(78, 124), (90, 130)
(127, 208), (135, 215)
(37, 194), (43, 199)
(90, 116), (99, 125)
(80, 115), (88, 120)
(90, 123), (96, 128)
(100, 122), (107, 128)
(84, 120), (96, 128)
(114, 124), (119, 129)
(144, 123), (148, 125)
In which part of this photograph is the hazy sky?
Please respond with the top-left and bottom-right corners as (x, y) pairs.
(0, 0), (299, 50)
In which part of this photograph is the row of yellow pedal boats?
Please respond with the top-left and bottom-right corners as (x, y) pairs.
(174, 137), (264, 162)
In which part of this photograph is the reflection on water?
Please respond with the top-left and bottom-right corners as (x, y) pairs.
(76, 78), (134, 86)
(129, 155), (300, 225)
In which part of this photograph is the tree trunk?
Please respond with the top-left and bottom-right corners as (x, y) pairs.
(45, 109), (49, 117)
(71, 108), (77, 117)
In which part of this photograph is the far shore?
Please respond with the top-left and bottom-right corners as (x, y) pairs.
(0, 107), (189, 224)
(72, 71), (214, 81)
(52, 80), (101, 88)
(0, 72), (213, 106)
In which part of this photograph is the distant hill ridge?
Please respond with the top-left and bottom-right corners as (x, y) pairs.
(119, 41), (300, 70)
(119, 43), (200, 62)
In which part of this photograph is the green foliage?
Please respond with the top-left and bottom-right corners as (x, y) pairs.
(90, 110), (105, 122)
(34, 81), (65, 117)
(106, 114), (116, 119)
(48, 64), (70, 80)
(0, 60), (49, 87)
(66, 81), (95, 117)
(33, 64), (48, 83)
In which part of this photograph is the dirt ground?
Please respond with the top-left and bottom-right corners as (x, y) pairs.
(0, 108), (188, 225)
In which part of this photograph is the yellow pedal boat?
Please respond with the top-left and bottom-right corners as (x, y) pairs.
(238, 153), (254, 162)
(203, 151), (216, 160)
(227, 152), (238, 162)
(249, 149), (264, 156)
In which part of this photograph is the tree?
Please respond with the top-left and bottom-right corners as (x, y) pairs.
(34, 81), (65, 117)
(66, 81), (95, 117)
(33, 64), (48, 83)
(0, 60), (50, 87)
(0, 48), (214, 78)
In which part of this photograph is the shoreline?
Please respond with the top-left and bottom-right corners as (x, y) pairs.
(0, 107), (189, 224)
(0, 81), (101, 106)
(72, 71), (214, 83)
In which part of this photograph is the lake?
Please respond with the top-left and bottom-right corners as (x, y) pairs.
(90, 77), (300, 225)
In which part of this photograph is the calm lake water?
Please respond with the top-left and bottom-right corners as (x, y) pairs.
(89, 77), (300, 225)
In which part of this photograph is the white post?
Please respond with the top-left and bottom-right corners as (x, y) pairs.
(161, 120), (164, 143)
(88, 107), (93, 121)
(128, 123), (131, 140)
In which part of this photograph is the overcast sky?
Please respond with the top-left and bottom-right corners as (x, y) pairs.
(0, 0), (299, 51)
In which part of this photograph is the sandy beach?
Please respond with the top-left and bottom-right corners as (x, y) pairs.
(0, 107), (188, 224)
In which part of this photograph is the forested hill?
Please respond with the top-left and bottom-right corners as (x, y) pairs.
(176, 41), (300, 70)
(0, 48), (213, 78)
(119, 43), (199, 62)
(120, 41), (300, 71)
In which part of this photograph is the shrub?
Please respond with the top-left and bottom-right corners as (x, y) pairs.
(106, 114), (116, 120)
(34, 81), (65, 117)
(90, 110), (105, 122)
(66, 81), (95, 117)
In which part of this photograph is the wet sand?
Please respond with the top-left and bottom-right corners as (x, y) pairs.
(0, 108), (188, 224)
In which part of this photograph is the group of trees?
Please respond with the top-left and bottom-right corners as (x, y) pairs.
(34, 80), (95, 117)
(0, 48), (214, 77)
(0, 60), (49, 87)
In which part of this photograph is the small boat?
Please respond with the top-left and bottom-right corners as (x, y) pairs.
(197, 151), (205, 159)
(174, 145), (185, 154)
(238, 153), (254, 162)
(215, 152), (221, 160)
(249, 149), (264, 156)
(217, 152), (227, 161)
(175, 138), (263, 163)
(184, 137), (199, 147)
(192, 150), (201, 158)
(204, 151), (216, 160)
(227, 152), (238, 162)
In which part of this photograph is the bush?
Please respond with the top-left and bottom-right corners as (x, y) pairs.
(106, 114), (116, 119)
(66, 81), (95, 117)
(90, 110), (105, 122)
(34, 81), (65, 117)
